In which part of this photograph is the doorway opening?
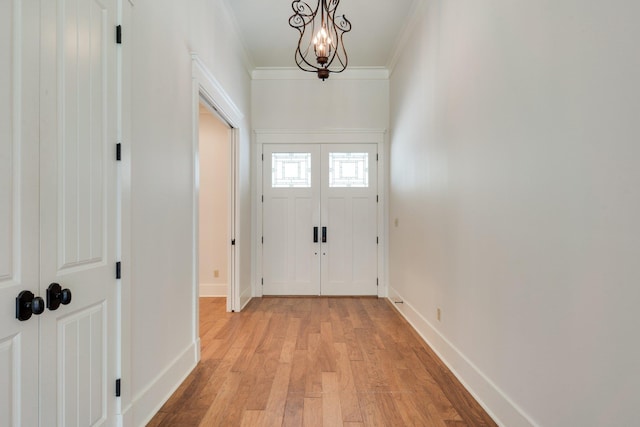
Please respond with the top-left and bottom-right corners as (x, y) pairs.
(198, 102), (231, 301)
(196, 95), (238, 315)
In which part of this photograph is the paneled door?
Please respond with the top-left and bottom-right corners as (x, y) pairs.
(263, 145), (321, 295)
(39, 0), (119, 424)
(0, 0), (119, 425)
(262, 144), (378, 295)
(0, 1), (40, 425)
(320, 144), (378, 295)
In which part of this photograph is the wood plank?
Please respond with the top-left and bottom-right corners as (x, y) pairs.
(321, 372), (343, 426)
(333, 343), (363, 423)
(302, 397), (322, 427)
(197, 372), (243, 425)
(264, 361), (293, 424)
(282, 395), (304, 427)
(305, 332), (323, 396)
(279, 317), (301, 363)
(239, 410), (265, 427)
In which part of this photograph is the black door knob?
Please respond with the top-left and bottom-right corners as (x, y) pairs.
(47, 283), (72, 311)
(16, 291), (45, 321)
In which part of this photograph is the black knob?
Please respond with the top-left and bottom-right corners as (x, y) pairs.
(16, 291), (45, 321)
(60, 288), (72, 305)
(31, 296), (45, 315)
(47, 283), (72, 311)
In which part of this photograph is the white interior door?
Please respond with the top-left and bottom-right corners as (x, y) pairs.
(38, 0), (118, 424)
(0, 1), (40, 425)
(320, 144), (378, 295)
(263, 145), (321, 295)
(261, 143), (378, 296)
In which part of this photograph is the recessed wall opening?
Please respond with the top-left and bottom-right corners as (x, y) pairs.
(198, 102), (230, 300)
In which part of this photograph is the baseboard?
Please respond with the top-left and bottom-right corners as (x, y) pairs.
(387, 287), (538, 427)
(128, 341), (199, 427)
(199, 283), (228, 297)
(239, 285), (253, 310)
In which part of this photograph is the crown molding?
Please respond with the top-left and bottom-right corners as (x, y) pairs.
(387, 0), (428, 76)
(251, 67), (389, 81)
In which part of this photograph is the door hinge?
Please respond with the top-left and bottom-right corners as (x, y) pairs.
(376, 195), (379, 203)
(261, 195), (264, 203)
(116, 25), (122, 44)
(115, 379), (121, 397)
(231, 239), (236, 246)
(261, 154), (264, 161)
(376, 236), (379, 244)
(377, 278), (379, 287)
(376, 153), (379, 161)
(116, 262), (121, 279)
(116, 143), (121, 161)
(261, 278), (264, 285)
(261, 236), (263, 244)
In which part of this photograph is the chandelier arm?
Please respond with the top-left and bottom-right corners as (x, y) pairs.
(289, 1), (317, 31)
(323, 14), (349, 72)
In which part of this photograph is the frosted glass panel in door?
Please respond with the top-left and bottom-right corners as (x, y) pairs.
(328, 152), (369, 187)
(272, 152), (312, 188)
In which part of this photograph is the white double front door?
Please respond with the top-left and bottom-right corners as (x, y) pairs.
(1, 0), (119, 425)
(262, 144), (378, 296)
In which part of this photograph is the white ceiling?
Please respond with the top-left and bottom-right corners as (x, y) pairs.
(225, 0), (420, 69)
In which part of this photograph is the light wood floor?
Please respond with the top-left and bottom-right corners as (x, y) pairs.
(148, 297), (497, 426)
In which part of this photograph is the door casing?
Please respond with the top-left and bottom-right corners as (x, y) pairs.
(191, 55), (244, 325)
(254, 130), (387, 298)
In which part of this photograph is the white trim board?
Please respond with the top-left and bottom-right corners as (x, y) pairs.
(252, 67), (389, 81)
(127, 342), (199, 427)
(387, 286), (538, 427)
(192, 53), (243, 313)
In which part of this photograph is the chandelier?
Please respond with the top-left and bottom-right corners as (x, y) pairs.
(289, 0), (352, 80)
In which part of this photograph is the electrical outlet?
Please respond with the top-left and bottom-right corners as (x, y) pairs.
(214, 270), (219, 278)
(437, 308), (441, 321)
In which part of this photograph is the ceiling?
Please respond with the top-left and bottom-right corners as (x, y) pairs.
(225, 0), (420, 70)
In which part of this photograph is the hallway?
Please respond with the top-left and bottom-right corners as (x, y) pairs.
(148, 297), (496, 426)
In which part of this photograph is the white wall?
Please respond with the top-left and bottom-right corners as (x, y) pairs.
(125, 0), (251, 425)
(389, 1), (640, 426)
(199, 106), (229, 296)
(252, 71), (389, 130)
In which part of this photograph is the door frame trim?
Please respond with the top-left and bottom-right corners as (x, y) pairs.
(254, 129), (388, 298)
(192, 55), (243, 324)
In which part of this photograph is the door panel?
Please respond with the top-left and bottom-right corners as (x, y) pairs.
(321, 144), (378, 295)
(58, 303), (106, 426)
(58, 0), (107, 269)
(39, 0), (117, 424)
(263, 145), (321, 295)
(0, 1), (41, 425)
